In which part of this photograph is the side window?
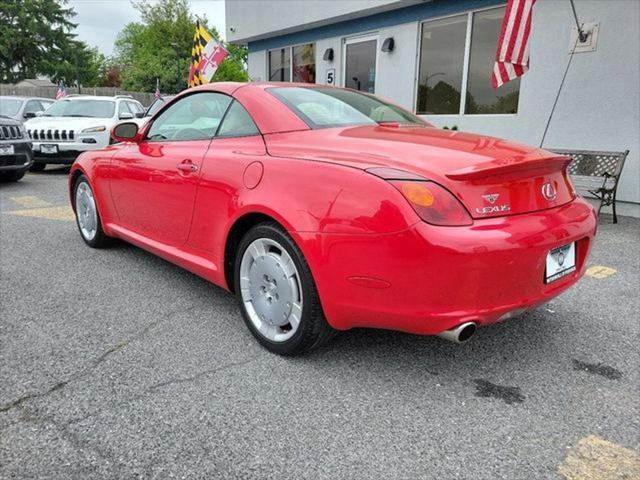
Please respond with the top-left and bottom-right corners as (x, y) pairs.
(216, 101), (260, 138)
(118, 101), (131, 117)
(146, 92), (232, 142)
(128, 101), (143, 114)
(24, 100), (42, 115)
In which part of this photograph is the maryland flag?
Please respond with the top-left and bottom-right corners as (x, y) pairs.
(188, 21), (229, 87)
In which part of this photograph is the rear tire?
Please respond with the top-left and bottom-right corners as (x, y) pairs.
(30, 163), (46, 172)
(73, 175), (110, 248)
(234, 222), (335, 355)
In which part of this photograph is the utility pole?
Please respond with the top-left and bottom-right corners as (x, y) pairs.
(75, 55), (81, 94)
(170, 42), (181, 93)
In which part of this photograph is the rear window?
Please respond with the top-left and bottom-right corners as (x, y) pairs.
(269, 87), (426, 129)
(0, 98), (22, 117)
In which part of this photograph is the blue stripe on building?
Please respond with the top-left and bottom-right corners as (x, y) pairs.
(248, 0), (504, 52)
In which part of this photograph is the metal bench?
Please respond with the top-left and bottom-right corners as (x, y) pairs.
(550, 149), (629, 223)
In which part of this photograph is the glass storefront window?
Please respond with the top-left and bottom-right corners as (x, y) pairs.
(292, 44), (316, 83)
(344, 39), (377, 93)
(416, 15), (467, 114)
(465, 7), (520, 114)
(268, 48), (290, 82)
(416, 7), (520, 115)
(269, 44), (316, 83)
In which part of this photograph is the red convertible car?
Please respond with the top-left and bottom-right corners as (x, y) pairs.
(69, 82), (597, 354)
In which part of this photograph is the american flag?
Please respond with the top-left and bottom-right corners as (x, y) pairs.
(155, 78), (161, 99)
(491, 0), (537, 89)
(55, 80), (67, 100)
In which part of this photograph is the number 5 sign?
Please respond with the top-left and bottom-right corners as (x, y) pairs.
(326, 68), (336, 85)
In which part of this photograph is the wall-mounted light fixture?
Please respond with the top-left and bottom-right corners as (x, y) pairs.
(381, 37), (395, 52)
(323, 48), (334, 61)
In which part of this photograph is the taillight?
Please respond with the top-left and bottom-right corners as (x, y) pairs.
(389, 180), (473, 226)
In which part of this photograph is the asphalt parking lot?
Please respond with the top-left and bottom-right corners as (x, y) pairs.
(1, 168), (639, 479)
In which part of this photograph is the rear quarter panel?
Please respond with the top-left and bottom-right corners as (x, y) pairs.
(187, 137), (421, 288)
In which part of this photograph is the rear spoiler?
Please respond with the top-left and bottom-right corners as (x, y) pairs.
(445, 155), (572, 181)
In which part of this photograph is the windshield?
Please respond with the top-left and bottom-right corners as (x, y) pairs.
(44, 99), (115, 118)
(145, 96), (174, 117)
(269, 87), (427, 129)
(0, 98), (23, 117)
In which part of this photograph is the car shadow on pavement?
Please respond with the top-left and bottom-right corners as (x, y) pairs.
(31, 166), (71, 175)
(76, 227), (582, 396)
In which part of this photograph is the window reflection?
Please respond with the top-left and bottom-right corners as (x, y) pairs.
(416, 15), (467, 114)
(345, 40), (377, 93)
(466, 7), (520, 114)
(268, 48), (290, 82)
(292, 44), (316, 83)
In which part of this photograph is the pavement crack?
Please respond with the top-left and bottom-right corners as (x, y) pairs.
(12, 404), (125, 473)
(0, 307), (192, 414)
(145, 356), (260, 393)
(61, 355), (259, 430)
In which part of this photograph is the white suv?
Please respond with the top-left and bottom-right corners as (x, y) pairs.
(24, 95), (145, 171)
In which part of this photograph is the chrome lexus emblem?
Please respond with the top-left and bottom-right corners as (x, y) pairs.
(482, 193), (500, 204)
(541, 181), (557, 201)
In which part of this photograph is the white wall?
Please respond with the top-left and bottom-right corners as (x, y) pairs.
(247, 50), (267, 81)
(226, 0), (422, 43)
(375, 23), (420, 109)
(244, 0), (640, 214)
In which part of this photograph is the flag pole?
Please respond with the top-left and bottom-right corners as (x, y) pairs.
(569, 0), (588, 42)
(539, 1), (583, 147)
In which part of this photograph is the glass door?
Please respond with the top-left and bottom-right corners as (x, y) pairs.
(343, 35), (377, 93)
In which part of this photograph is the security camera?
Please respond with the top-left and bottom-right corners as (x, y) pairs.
(229, 26), (236, 33)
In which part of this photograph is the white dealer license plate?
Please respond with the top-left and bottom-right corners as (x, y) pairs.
(0, 145), (14, 155)
(40, 144), (58, 154)
(545, 242), (576, 283)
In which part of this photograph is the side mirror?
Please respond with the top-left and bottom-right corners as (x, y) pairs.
(111, 122), (140, 143)
(135, 111), (145, 119)
(35, 111), (45, 117)
(24, 111), (37, 119)
(119, 112), (134, 120)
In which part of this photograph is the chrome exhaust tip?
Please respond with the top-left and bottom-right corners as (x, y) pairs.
(436, 322), (477, 343)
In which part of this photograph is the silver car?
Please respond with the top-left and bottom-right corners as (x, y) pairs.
(0, 96), (55, 122)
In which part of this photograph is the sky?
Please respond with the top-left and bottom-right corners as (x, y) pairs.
(68, 0), (226, 57)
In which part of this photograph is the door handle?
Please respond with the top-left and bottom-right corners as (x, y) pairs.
(176, 160), (198, 173)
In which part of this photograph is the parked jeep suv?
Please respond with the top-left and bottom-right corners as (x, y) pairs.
(0, 116), (32, 182)
(24, 95), (144, 171)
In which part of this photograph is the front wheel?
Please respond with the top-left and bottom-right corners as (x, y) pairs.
(234, 223), (334, 355)
(73, 175), (110, 248)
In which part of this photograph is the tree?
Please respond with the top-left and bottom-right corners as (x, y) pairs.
(53, 43), (107, 87)
(102, 63), (123, 88)
(0, 0), (107, 86)
(114, 0), (248, 93)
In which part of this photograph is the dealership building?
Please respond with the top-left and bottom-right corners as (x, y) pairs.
(226, 0), (640, 216)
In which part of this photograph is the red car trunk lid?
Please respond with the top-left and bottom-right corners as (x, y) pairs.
(445, 154), (575, 219)
(265, 125), (576, 219)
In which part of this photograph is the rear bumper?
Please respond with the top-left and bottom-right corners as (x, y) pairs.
(297, 198), (597, 335)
